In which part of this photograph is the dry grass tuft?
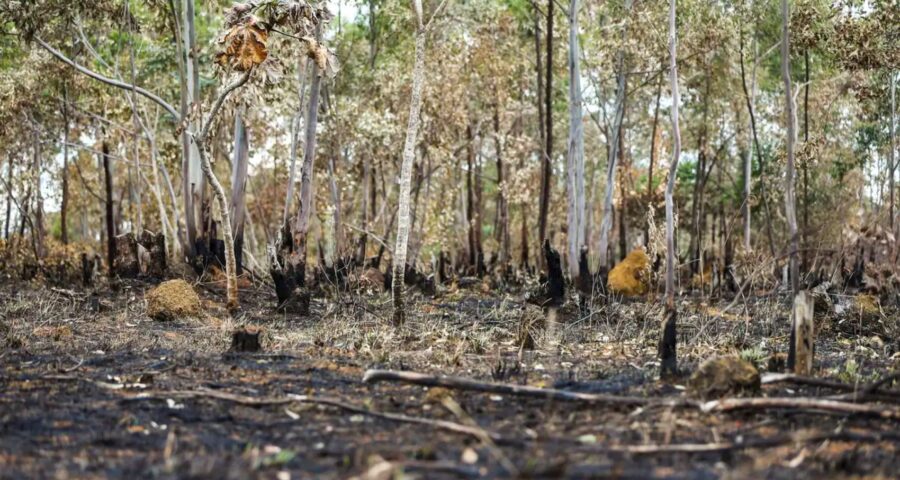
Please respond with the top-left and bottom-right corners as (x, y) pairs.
(146, 279), (202, 321)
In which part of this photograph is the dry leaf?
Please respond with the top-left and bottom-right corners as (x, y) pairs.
(216, 24), (269, 71)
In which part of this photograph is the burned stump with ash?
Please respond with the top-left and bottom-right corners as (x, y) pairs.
(231, 326), (263, 352)
(111, 231), (167, 279)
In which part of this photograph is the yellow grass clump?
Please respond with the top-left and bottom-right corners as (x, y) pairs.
(607, 248), (650, 296)
(146, 279), (202, 321)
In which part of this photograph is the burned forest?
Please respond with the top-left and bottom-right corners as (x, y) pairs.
(0, 0), (899, 478)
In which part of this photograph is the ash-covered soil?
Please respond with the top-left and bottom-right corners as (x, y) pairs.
(1, 279), (898, 479)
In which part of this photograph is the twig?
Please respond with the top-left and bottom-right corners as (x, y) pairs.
(762, 373), (900, 401)
(702, 397), (900, 419)
(362, 369), (698, 408)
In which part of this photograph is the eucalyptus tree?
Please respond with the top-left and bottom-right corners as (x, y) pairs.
(565, 0), (585, 283)
(659, 0), (681, 378)
(392, 0), (447, 326)
(597, 0), (632, 279)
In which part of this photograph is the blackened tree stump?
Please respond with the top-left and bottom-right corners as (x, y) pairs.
(231, 326), (263, 352)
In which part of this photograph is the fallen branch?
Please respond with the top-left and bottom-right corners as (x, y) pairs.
(362, 369), (698, 408)
(574, 429), (900, 455)
(702, 397), (900, 419)
(122, 388), (513, 444)
(762, 372), (900, 402)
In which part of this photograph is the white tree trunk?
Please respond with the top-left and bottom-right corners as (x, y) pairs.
(566, 0), (585, 280)
(597, 0), (632, 273)
(660, 0), (682, 377)
(283, 58), (310, 224)
(392, 3), (427, 326)
(781, 0), (802, 370)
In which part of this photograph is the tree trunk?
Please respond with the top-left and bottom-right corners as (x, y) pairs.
(644, 74), (663, 248)
(61, 85), (70, 245)
(890, 71), (896, 237)
(180, 0), (202, 256)
(493, 101), (510, 276)
(802, 50), (810, 269)
(565, 0), (586, 282)
(598, 0), (632, 275)
(739, 30), (776, 257)
(660, 0), (681, 378)
(103, 142), (116, 277)
(4, 156), (11, 239)
(537, 0), (553, 255)
(782, 0), (801, 369)
(392, 1), (427, 326)
(283, 58), (310, 225)
(230, 109), (250, 275)
(688, 74), (710, 278)
(290, 25), (325, 289)
(32, 129), (45, 259)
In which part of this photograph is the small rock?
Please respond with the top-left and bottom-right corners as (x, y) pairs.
(145, 279), (202, 321)
(688, 356), (760, 399)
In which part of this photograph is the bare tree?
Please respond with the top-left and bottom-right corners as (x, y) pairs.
(659, 0), (681, 378)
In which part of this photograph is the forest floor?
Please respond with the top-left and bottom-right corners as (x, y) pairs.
(1, 276), (899, 479)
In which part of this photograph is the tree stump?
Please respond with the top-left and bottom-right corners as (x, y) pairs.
(81, 253), (100, 286)
(112, 233), (140, 278)
(231, 326), (263, 352)
(791, 290), (815, 375)
(139, 231), (167, 277)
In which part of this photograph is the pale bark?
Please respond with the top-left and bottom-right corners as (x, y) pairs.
(565, 0), (585, 280)
(283, 58), (310, 224)
(598, 0), (632, 273)
(193, 70), (252, 310)
(392, 1), (427, 326)
(781, 0), (801, 369)
(660, 0), (682, 377)
(293, 26), (325, 283)
(230, 109), (250, 274)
